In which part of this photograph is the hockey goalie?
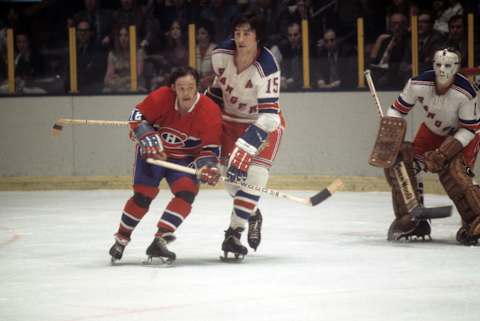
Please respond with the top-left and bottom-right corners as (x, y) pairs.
(371, 48), (480, 245)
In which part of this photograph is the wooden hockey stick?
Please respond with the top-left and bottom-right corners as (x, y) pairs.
(146, 158), (344, 207)
(364, 70), (452, 220)
(51, 118), (129, 135)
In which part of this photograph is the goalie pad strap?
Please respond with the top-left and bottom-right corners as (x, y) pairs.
(369, 116), (407, 168)
(439, 154), (480, 225)
(384, 143), (420, 220)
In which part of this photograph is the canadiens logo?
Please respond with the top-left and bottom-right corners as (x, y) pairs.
(159, 127), (188, 148)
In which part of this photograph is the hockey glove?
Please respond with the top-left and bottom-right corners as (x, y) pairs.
(133, 122), (166, 160)
(424, 136), (463, 173)
(198, 165), (221, 185)
(227, 147), (253, 182)
(227, 125), (268, 182)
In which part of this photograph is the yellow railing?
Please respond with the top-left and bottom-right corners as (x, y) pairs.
(2, 17), (478, 95)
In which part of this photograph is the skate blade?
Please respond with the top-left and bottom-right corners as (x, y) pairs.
(142, 256), (175, 266)
(219, 252), (245, 263)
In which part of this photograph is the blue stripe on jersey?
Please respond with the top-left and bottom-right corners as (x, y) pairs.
(121, 213), (140, 228)
(236, 190), (260, 202)
(184, 137), (202, 148)
(454, 74), (477, 98)
(215, 39), (236, 51)
(202, 145), (220, 157)
(258, 97), (278, 103)
(258, 108), (279, 114)
(162, 212), (183, 227)
(413, 70), (435, 82)
(398, 96), (414, 107)
(460, 118), (480, 125)
(256, 47), (279, 77)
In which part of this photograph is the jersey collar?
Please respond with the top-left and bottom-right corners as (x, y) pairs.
(175, 93), (200, 113)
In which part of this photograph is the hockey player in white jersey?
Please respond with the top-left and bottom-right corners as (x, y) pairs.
(206, 12), (285, 259)
(385, 47), (480, 245)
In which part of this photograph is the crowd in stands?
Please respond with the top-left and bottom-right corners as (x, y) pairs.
(0, 0), (478, 95)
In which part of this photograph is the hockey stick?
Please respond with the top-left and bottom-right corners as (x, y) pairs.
(51, 118), (129, 135)
(146, 158), (344, 207)
(364, 70), (452, 220)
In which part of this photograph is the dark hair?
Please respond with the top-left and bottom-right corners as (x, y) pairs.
(232, 11), (266, 48)
(168, 66), (200, 86)
(196, 19), (215, 41)
(448, 14), (464, 27)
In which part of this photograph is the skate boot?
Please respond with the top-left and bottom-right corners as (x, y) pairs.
(387, 216), (431, 241)
(456, 219), (480, 245)
(221, 227), (248, 262)
(109, 236), (129, 264)
(145, 232), (176, 264)
(248, 209), (263, 251)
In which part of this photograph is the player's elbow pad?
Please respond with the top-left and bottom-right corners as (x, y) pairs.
(255, 113), (280, 132)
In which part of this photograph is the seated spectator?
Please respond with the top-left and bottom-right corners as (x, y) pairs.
(417, 11), (446, 73)
(433, 0), (463, 35)
(72, 0), (114, 48)
(74, 19), (108, 93)
(445, 14), (467, 66)
(112, 0), (146, 45)
(369, 12), (411, 89)
(103, 24), (145, 93)
(195, 20), (216, 92)
(200, 0), (240, 43)
(148, 19), (188, 90)
(315, 29), (355, 89)
(271, 21), (303, 90)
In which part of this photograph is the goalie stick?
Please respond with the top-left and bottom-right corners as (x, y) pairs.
(146, 158), (344, 207)
(364, 70), (452, 220)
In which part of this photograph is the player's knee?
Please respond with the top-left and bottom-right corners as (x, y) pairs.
(133, 192), (153, 208)
(175, 191), (196, 204)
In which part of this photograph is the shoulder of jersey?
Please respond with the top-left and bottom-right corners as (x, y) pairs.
(411, 71), (476, 99)
(255, 47), (279, 77)
(213, 39), (236, 55)
(199, 95), (222, 113)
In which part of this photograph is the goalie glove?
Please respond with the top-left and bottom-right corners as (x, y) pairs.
(227, 125), (268, 182)
(424, 136), (463, 173)
(133, 122), (166, 160)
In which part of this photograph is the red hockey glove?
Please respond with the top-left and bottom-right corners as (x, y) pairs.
(134, 122), (166, 160)
(227, 147), (253, 182)
(198, 165), (221, 186)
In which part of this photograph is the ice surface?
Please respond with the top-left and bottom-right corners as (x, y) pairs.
(0, 190), (478, 321)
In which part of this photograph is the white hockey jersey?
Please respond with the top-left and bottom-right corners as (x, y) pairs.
(387, 70), (479, 146)
(208, 39), (281, 128)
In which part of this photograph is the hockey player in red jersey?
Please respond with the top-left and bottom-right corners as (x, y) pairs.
(385, 48), (480, 245)
(109, 66), (222, 263)
(206, 12), (285, 260)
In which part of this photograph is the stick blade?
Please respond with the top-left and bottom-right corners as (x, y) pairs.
(309, 179), (344, 206)
(412, 205), (453, 220)
(51, 119), (65, 136)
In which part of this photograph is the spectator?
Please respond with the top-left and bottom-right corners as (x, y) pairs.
(103, 24), (145, 93)
(74, 19), (108, 93)
(271, 21), (303, 90)
(195, 20), (216, 92)
(445, 14), (467, 66)
(200, 0), (240, 43)
(112, 0), (147, 45)
(417, 11), (446, 73)
(433, 0), (463, 34)
(72, 0), (114, 48)
(369, 12), (411, 89)
(315, 29), (355, 89)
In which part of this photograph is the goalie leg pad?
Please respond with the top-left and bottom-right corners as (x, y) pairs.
(439, 154), (480, 226)
(384, 143), (420, 222)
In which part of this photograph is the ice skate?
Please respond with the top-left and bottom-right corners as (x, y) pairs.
(220, 227), (248, 262)
(109, 237), (128, 264)
(248, 209), (262, 251)
(456, 225), (479, 246)
(387, 218), (431, 241)
(145, 233), (176, 265)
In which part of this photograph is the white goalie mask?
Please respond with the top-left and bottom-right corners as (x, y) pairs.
(433, 48), (460, 85)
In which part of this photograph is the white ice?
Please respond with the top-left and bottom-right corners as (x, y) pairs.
(0, 190), (478, 321)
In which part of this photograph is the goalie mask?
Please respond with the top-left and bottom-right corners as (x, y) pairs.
(433, 48), (460, 86)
